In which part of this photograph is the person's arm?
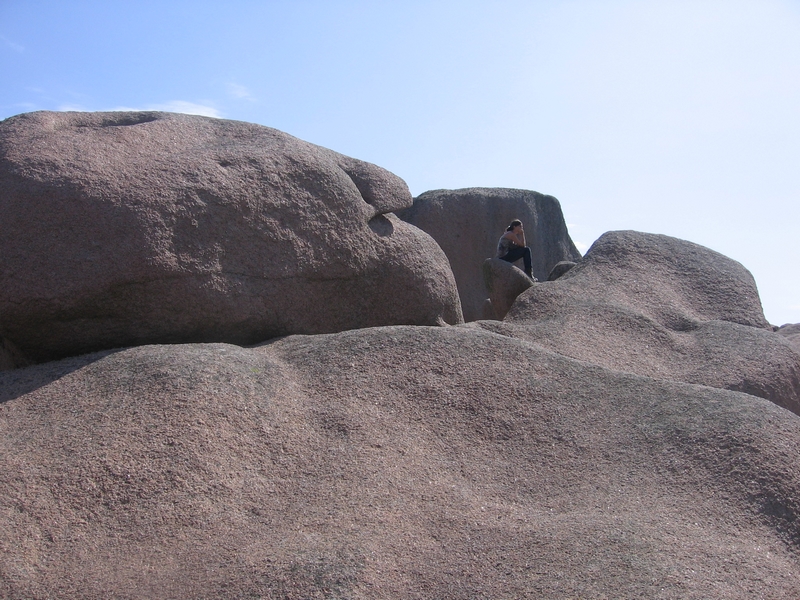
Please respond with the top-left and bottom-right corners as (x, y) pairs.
(501, 232), (518, 248)
(507, 229), (526, 247)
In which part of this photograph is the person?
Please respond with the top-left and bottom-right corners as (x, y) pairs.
(496, 219), (536, 280)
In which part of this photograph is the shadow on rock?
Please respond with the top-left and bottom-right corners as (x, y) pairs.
(0, 349), (120, 404)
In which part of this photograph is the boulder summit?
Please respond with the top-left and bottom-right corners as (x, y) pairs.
(1, 111), (799, 598)
(0, 111), (462, 366)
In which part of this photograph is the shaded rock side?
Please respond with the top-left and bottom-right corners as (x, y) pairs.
(482, 257), (534, 320)
(0, 336), (29, 371)
(777, 323), (800, 352)
(396, 187), (581, 322)
(474, 230), (800, 415)
(1, 328), (800, 598)
(0, 111), (463, 366)
(547, 260), (577, 281)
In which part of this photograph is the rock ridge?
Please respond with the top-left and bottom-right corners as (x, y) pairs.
(0, 111), (463, 367)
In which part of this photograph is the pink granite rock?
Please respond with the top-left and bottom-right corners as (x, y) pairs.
(0, 111), (462, 365)
(777, 323), (800, 352)
(474, 231), (800, 415)
(481, 257), (534, 320)
(397, 187), (580, 321)
(1, 326), (799, 597)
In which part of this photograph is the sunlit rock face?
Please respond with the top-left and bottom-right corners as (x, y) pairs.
(397, 187), (581, 321)
(0, 111), (462, 365)
(474, 230), (800, 415)
(4, 112), (800, 598)
(2, 325), (800, 598)
(481, 257), (534, 320)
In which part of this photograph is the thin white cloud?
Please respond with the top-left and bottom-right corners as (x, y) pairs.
(108, 101), (222, 118)
(1, 35), (24, 53)
(227, 83), (255, 101)
(57, 104), (89, 112)
(148, 101), (222, 118)
(574, 241), (589, 253)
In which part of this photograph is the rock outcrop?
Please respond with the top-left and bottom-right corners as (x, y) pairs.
(0, 111), (462, 367)
(3, 113), (800, 597)
(0, 337), (28, 371)
(777, 323), (800, 352)
(2, 325), (800, 598)
(397, 188), (581, 321)
(473, 230), (800, 415)
(481, 257), (534, 320)
(547, 260), (577, 281)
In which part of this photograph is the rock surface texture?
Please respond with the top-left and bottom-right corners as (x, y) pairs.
(397, 188), (581, 322)
(2, 326), (800, 598)
(547, 260), (577, 281)
(777, 323), (800, 352)
(0, 111), (462, 366)
(482, 257), (534, 320)
(474, 230), (800, 416)
(2, 114), (800, 598)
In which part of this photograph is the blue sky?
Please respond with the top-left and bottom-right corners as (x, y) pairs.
(2, 0), (799, 325)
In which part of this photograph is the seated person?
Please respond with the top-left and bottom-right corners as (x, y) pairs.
(497, 219), (536, 280)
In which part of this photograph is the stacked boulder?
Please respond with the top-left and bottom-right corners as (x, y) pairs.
(472, 230), (800, 415)
(397, 187), (581, 321)
(777, 323), (800, 352)
(0, 111), (462, 367)
(2, 111), (800, 598)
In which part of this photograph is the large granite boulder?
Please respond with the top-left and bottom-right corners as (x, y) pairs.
(2, 326), (800, 597)
(547, 260), (577, 281)
(0, 111), (462, 366)
(396, 188), (581, 322)
(777, 323), (800, 352)
(473, 230), (800, 415)
(481, 257), (534, 320)
(0, 336), (27, 371)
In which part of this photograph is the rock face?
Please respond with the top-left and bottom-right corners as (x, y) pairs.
(0, 111), (462, 366)
(481, 257), (534, 320)
(474, 231), (800, 415)
(396, 188), (581, 322)
(777, 323), (800, 351)
(3, 114), (800, 597)
(2, 326), (800, 598)
(0, 337), (28, 371)
(547, 260), (577, 281)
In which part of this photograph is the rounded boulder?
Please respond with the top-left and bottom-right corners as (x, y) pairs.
(397, 187), (581, 321)
(0, 111), (463, 365)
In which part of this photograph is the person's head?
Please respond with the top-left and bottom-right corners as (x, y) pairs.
(506, 219), (523, 232)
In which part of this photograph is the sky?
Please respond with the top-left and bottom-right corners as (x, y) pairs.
(1, 0), (798, 325)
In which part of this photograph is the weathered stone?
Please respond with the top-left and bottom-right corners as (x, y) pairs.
(0, 336), (28, 371)
(482, 298), (497, 320)
(547, 260), (577, 281)
(4, 109), (800, 598)
(396, 187), (581, 321)
(2, 326), (800, 597)
(0, 111), (463, 365)
(777, 323), (800, 352)
(473, 231), (800, 415)
(482, 258), (534, 320)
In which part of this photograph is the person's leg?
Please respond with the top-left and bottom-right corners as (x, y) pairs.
(499, 246), (526, 264)
(521, 247), (532, 277)
(500, 246), (534, 278)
